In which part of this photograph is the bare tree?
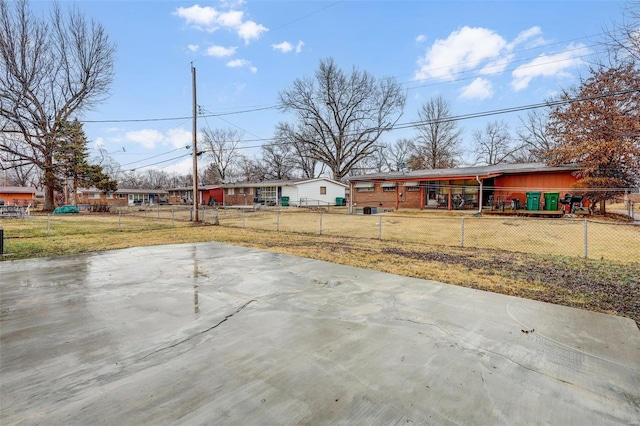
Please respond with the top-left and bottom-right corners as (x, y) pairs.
(260, 141), (297, 180)
(472, 120), (519, 165)
(514, 109), (557, 162)
(278, 58), (406, 181)
(273, 123), (323, 179)
(236, 155), (265, 182)
(387, 138), (414, 171)
(201, 128), (243, 183)
(0, 0), (116, 211)
(603, 1), (640, 62)
(409, 96), (463, 170)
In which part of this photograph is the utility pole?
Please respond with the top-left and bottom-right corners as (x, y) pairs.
(191, 63), (199, 222)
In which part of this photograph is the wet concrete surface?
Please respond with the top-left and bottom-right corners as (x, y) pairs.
(1, 242), (639, 425)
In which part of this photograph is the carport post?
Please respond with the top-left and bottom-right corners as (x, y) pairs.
(584, 219), (588, 259)
(378, 215), (382, 240)
(460, 217), (465, 247)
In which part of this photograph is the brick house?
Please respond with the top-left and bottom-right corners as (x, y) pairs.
(77, 188), (169, 206)
(348, 163), (581, 212)
(0, 186), (37, 206)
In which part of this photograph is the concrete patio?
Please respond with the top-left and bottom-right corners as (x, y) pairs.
(1, 242), (639, 424)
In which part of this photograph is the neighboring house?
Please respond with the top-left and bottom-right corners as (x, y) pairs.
(348, 163), (581, 212)
(77, 188), (169, 206)
(167, 186), (224, 205)
(222, 178), (348, 207)
(0, 186), (37, 206)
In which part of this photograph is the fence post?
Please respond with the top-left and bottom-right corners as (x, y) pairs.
(47, 214), (50, 237)
(319, 211), (323, 235)
(460, 217), (465, 247)
(277, 210), (280, 232)
(118, 212), (122, 232)
(584, 219), (588, 259)
(378, 215), (382, 240)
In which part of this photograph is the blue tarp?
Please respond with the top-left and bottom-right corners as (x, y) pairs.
(53, 205), (80, 214)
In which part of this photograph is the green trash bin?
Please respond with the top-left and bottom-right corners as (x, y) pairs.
(526, 192), (541, 210)
(544, 192), (559, 211)
(281, 196), (289, 207)
(336, 197), (345, 206)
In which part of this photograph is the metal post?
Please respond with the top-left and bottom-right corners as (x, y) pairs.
(118, 212), (122, 231)
(276, 210), (280, 232)
(172, 206), (175, 227)
(242, 209), (246, 228)
(47, 214), (50, 237)
(319, 211), (323, 235)
(584, 219), (588, 259)
(461, 217), (465, 247)
(0, 227), (4, 255)
(157, 204), (160, 218)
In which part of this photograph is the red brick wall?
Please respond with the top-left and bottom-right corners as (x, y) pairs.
(351, 184), (423, 210)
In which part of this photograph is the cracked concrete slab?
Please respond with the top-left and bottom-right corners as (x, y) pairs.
(1, 242), (639, 425)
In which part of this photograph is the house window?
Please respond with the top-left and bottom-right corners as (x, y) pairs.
(355, 182), (374, 192)
(227, 188), (235, 195)
(405, 182), (420, 192)
(248, 188), (253, 195)
(238, 188), (245, 194)
(320, 186), (327, 195)
(118, 194), (126, 199)
(106, 193), (114, 199)
(382, 182), (396, 192)
(89, 193), (100, 199)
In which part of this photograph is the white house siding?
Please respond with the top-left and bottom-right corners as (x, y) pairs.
(296, 179), (346, 206)
(281, 186), (298, 205)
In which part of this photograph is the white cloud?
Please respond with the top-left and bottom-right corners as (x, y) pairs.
(272, 41), (293, 53)
(173, 5), (219, 29)
(237, 20), (268, 44)
(173, 5), (267, 44)
(125, 129), (164, 149)
(511, 43), (588, 91)
(415, 26), (507, 81)
(187, 44), (200, 52)
(416, 34), (426, 43)
(166, 128), (192, 149)
(206, 44), (237, 57)
(507, 26), (544, 50)
(226, 59), (257, 73)
(459, 77), (493, 100)
(273, 40), (304, 54)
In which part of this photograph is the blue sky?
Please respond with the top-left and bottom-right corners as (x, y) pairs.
(38, 0), (627, 176)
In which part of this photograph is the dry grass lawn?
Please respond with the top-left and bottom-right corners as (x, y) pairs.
(2, 211), (638, 327)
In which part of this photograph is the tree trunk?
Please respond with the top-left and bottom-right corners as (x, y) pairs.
(600, 199), (606, 215)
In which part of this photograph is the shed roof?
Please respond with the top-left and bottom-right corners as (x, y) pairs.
(0, 186), (37, 194)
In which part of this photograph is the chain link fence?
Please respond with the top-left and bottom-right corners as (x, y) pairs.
(209, 208), (639, 263)
(2, 206), (638, 263)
